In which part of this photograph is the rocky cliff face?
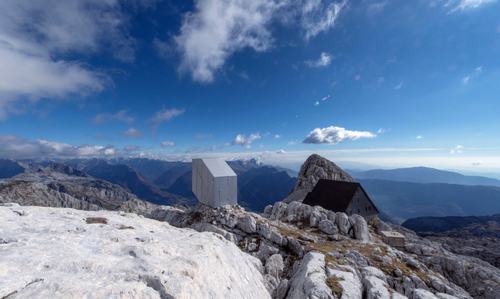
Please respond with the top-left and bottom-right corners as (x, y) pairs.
(0, 204), (270, 299)
(283, 154), (354, 203)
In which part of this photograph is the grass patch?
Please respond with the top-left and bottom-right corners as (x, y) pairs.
(326, 276), (344, 298)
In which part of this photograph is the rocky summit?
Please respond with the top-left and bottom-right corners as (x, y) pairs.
(283, 154), (354, 203)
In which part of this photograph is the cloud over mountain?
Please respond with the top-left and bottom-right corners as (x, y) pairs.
(303, 126), (376, 144)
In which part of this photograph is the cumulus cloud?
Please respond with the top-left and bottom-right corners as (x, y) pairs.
(303, 126), (376, 144)
(0, 135), (117, 159)
(233, 133), (261, 148)
(160, 140), (176, 147)
(0, 0), (147, 118)
(123, 128), (143, 138)
(149, 108), (185, 131)
(93, 110), (134, 124)
(174, 0), (347, 83)
(175, 0), (278, 83)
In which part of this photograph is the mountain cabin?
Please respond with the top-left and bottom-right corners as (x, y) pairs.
(303, 179), (379, 219)
(192, 158), (237, 208)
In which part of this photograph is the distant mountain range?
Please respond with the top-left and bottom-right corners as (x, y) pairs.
(349, 167), (500, 187)
(402, 214), (500, 235)
(2, 159), (500, 220)
(360, 179), (500, 223)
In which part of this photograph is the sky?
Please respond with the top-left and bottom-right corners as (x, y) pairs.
(0, 0), (499, 173)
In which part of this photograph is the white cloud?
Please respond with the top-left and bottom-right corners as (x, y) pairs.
(450, 145), (464, 154)
(303, 126), (376, 144)
(93, 110), (134, 125)
(174, 0), (346, 83)
(124, 128), (143, 138)
(276, 149), (287, 154)
(416, 135), (424, 139)
(301, 0), (347, 40)
(314, 101), (320, 106)
(0, 0), (147, 118)
(0, 135), (117, 159)
(149, 108), (185, 131)
(160, 140), (176, 147)
(306, 52), (332, 68)
(321, 95), (331, 101)
(175, 0), (278, 83)
(449, 0), (496, 12)
(274, 134), (282, 139)
(233, 133), (261, 148)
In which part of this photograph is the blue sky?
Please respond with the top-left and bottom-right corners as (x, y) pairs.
(0, 0), (499, 172)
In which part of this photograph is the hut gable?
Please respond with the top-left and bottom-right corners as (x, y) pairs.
(302, 179), (378, 218)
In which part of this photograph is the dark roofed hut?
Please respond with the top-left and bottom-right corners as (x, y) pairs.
(303, 179), (378, 219)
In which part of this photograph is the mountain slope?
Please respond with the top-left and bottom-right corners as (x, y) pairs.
(351, 167), (500, 187)
(360, 179), (500, 222)
(0, 168), (150, 212)
(0, 159), (24, 179)
(83, 161), (186, 205)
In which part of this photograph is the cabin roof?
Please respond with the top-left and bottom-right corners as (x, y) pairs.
(195, 158), (236, 177)
(303, 179), (378, 213)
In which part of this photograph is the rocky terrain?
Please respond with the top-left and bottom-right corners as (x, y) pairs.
(1, 154), (499, 298)
(0, 204), (269, 299)
(403, 215), (500, 268)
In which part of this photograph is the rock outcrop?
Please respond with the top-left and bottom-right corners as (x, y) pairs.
(283, 154), (354, 203)
(0, 204), (270, 299)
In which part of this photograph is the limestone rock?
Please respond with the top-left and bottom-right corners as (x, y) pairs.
(364, 276), (391, 299)
(327, 265), (363, 299)
(283, 154), (354, 203)
(318, 219), (338, 235)
(336, 212), (350, 235)
(350, 214), (370, 242)
(265, 254), (285, 278)
(237, 214), (257, 234)
(287, 252), (334, 299)
(0, 205), (271, 299)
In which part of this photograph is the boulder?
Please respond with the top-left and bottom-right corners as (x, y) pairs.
(411, 289), (439, 299)
(336, 212), (350, 235)
(350, 214), (370, 242)
(237, 214), (257, 234)
(287, 252), (334, 299)
(364, 276), (391, 299)
(265, 254), (284, 278)
(327, 265), (363, 299)
(318, 219), (338, 235)
(270, 202), (288, 220)
(274, 279), (289, 299)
